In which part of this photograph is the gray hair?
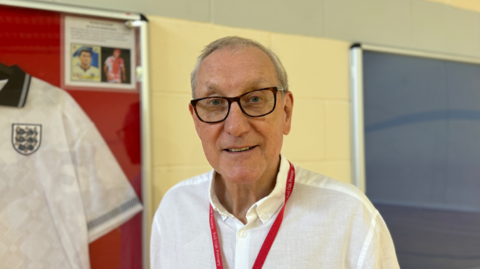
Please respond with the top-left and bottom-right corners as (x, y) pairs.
(190, 36), (289, 98)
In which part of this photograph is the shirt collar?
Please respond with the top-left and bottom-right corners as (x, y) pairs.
(209, 155), (291, 224)
(0, 64), (31, 108)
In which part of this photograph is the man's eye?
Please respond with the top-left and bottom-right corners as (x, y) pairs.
(248, 96), (264, 103)
(208, 98), (223, 106)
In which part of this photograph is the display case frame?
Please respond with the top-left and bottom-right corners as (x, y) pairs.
(0, 1), (152, 268)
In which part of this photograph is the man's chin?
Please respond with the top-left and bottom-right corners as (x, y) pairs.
(216, 164), (265, 185)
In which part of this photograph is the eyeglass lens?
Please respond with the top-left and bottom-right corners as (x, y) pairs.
(195, 89), (276, 122)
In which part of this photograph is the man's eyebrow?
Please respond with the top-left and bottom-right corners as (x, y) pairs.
(206, 78), (269, 91)
(200, 77), (271, 98)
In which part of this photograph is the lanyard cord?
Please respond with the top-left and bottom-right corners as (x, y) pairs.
(209, 162), (296, 269)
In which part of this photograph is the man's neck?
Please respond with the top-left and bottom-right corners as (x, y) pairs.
(214, 159), (280, 225)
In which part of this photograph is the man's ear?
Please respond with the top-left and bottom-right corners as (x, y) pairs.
(189, 103), (201, 135)
(283, 91), (294, 135)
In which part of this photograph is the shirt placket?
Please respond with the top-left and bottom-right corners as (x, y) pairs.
(234, 219), (250, 269)
(234, 205), (262, 269)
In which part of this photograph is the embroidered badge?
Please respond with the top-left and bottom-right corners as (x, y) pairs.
(12, 124), (42, 155)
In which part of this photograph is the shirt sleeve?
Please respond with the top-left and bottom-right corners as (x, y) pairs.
(61, 91), (143, 243)
(359, 210), (400, 269)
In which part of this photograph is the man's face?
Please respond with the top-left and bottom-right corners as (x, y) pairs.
(113, 49), (121, 58)
(189, 46), (294, 185)
(79, 51), (92, 68)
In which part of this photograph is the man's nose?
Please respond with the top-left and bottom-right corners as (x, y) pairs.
(224, 101), (250, 137)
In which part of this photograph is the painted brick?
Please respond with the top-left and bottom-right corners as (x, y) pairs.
(283, 99), (326, 162)
(326, 101), (351, 160)
(450, 0), (480, 13)
(149, 16), (271, 95)
(271, 33), (350, 99)
(151, 93), (209, 167)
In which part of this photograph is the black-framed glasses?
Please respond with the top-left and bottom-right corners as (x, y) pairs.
(191, 86), (284, 123)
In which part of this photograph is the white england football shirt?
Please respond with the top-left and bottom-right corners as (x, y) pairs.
(0, 67), (143, 269)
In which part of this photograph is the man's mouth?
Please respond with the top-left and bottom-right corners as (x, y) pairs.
(225, 146), (256, 152)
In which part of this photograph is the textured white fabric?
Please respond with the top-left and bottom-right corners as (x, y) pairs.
(151, 156), (399, 269)
(0, 77), (143, 269)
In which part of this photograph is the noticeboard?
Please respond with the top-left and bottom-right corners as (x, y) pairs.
(350, 44), (480, 269)
(0, 3), (150, 269)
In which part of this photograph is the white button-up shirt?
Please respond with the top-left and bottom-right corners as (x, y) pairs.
(151, 156), (399, 268)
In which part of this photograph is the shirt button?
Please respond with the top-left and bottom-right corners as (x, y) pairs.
(261, 214), (269, 221)
(239, 231), (247, 238)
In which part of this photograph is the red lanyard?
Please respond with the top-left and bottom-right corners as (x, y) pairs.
(209, 162), (296, 269)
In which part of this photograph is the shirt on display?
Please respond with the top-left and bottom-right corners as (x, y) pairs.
(0, 65), (143, 269)
(104, 56), (124, 83)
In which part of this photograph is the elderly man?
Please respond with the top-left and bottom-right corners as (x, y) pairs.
(151, 36), (399, 268)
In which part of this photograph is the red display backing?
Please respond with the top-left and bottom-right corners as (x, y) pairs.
(0, 6), (142, 269)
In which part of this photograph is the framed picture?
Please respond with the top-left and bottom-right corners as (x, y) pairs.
(63, 15), (137, 91)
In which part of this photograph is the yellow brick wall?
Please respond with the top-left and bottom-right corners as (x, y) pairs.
(424, 0), (480, 13)
(148, 16), (351, 217)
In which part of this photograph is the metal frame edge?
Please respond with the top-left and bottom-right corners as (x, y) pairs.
(138, 21), (152, 269)
(350, 43), (480, 195)
(350, 45), (366, 193)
